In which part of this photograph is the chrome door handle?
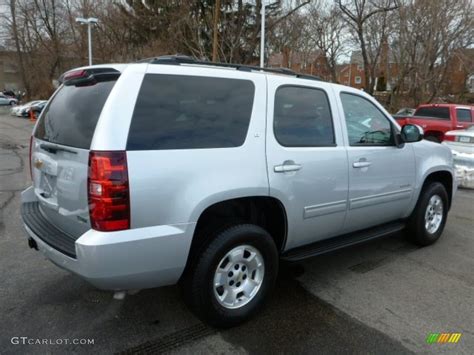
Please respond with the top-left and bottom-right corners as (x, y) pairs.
(274, 163), (302, 173)
(353, 161), (372, 168)
(456, 125), (464, 128)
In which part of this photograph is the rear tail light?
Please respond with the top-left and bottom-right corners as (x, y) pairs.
(88, 151), (130, 231)
(443, 134), (455, 142)
(29, 136), (33, 180)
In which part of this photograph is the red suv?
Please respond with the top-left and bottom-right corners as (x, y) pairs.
(395, 104), (474, 142)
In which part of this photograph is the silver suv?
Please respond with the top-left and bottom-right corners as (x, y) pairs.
(21, 56), (456, 327)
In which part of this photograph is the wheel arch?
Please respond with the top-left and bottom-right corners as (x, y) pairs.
(181, 196), (288, 279)
(419, 170), (454, 210)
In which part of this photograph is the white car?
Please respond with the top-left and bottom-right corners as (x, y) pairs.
(443, 126), (474, 188)
(0, 95), (18, 106)
(11, 100), (44, 117)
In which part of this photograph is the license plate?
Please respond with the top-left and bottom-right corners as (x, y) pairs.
(459, 136), (471, 143)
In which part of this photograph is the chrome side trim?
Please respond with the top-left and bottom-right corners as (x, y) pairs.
(304, 200), (347, 219)
(350, 188), (412, 210)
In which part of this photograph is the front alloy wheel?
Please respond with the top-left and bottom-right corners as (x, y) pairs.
(408, 182), (448, 246)
(424, 195), (443, 234)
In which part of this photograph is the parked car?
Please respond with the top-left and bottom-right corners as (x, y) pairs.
(0, 94), (18, 106)
(395, 104), (474, 142)
(442, 126), (474, 189)
(20, 100), (47, 117)
(393, 107), (415, 119)
(2, 89), (16, 98)
(11, 100), (45, 117)
(21, 57), (456, 327)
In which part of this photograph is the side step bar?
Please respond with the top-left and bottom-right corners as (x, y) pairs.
(282, 221), (406, 262)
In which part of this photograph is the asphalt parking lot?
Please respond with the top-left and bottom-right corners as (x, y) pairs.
(0, 108), (473, 354)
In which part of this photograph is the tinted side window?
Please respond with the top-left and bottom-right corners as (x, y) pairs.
(456, 109), (472, 122)
(415, 107), (450, 120)
(340, 93), (394, 146)
(34, 79), (116, 149)
(274, 86), (335, 147)
(127, 74), (255, 150)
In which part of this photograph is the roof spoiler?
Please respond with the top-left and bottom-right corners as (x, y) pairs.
(59, 68), (121, 86)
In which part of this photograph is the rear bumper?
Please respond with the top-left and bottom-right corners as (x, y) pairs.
(21, 187), (195, 290)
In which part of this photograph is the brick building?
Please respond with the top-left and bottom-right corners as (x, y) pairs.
(444, 48), (474, 94)
(337, 46), (399, 91)
(336, 51), (366, 89)
(268, 49), (331, 80)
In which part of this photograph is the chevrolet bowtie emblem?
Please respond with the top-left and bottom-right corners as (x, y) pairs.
(34, 158), (43, 169)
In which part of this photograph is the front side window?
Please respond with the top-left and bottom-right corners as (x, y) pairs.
(127, 74), (255, 150)
(340, 93), (394, 146)
(274, 86), (335, 147)
(456, 109), (472, 122)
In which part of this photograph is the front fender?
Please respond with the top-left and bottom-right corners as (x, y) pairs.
(404, 140), (455, 217)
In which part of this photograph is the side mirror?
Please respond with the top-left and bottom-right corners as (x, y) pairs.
(401, 124), (423, 143)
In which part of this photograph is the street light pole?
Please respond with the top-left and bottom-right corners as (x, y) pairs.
(260, 1), (265, 68)
(87, 23), (92, 66)
(76, 17), (98, 66)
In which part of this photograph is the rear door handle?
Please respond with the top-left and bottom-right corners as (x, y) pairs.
(353, 161), (372, 168)
(274, 162), (302, 173)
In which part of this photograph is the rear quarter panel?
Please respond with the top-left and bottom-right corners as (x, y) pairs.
(123, 65), (269, 228)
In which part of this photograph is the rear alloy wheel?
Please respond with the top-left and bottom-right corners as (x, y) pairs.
(182, 224), (278, 328)
(407, 182), (448, 246)
(213, 244), (265, 309)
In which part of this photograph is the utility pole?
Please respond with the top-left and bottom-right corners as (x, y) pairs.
(76, 17), (98, 66)
(212, 0), (221, 62)
(260, 1), (266, 68)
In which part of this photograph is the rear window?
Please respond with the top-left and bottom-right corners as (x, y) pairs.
(34, 79), (117, 149)
(415, 107), (450, 120)
(127, 74), (255, 150)
(274, 86), (335, 147)
(456, 109), (472, 122)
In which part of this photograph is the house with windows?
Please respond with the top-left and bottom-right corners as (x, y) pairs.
(337, 46), (399, 91)
(336, 52), (366, 89)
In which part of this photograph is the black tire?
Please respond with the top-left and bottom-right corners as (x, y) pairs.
(407, 182), (448, 246)
(425, 135), (440, 143)
(181, 224), (278, 328)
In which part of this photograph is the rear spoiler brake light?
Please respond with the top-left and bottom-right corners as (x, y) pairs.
(59, 68), (121, 86)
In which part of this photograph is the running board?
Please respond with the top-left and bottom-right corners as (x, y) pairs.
(282, 221), (406, 262)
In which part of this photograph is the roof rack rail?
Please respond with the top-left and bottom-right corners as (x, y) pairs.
(137, 55), (322, 82)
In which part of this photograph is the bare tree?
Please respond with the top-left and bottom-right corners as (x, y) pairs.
(306, 1), (347, 82)
(337, 0), (400, 94)
(390, 0), (473, 106)
(6, 0), (30, 94)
